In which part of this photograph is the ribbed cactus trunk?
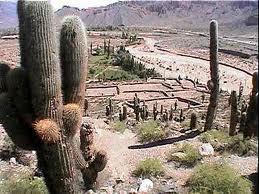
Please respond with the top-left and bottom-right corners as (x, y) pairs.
(18, 2), (78, 193)
(229, 91), (238, 136)
(204, 20), (219, 131)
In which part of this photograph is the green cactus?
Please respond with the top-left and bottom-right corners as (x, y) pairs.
(180, 109), (184, 122)
(80, 123), (107, 190)
(160, 104), (164, 115)
(135, 104), (140, 121)
(122, 105), (127, 120)
(169, 105), (173, 121)
(204, 20), (219, 131)
(0, 62), (10, 93)
(244, 72), (258, 138)
(0, 1), (107, 193)
(174, 100), (178, 110)
(229, 91), (238, 136)
(239, 112), (246, 133)
(119, 109), (123, 121)
(153, 103), (158, 120)
(190, 112), (197, 130)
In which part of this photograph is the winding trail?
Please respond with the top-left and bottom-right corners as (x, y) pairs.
(126, 37), (255, 95)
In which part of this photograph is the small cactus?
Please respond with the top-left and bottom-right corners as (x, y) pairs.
(239, 112), (246, 133)
(122, 105), (127, 120)
(169, 105), (173, 121)
(238, 82), (244, 102)
(180, 109), (184, 122)
(190, 112), (197, 130)
(174, 100), (178, 110)
(201, 92), (205, 103)
(229, 91), (238, 136)
(119, 109), (123, 121)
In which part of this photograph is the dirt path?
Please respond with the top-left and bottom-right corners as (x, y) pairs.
(126, 37), (254, 95)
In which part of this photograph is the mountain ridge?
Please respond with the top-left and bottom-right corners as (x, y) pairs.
(0, 1), (258, 30)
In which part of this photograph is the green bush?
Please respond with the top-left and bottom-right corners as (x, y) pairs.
(113, 121), (127, 133)
(133, 158), (164, 178)
(168, 143), (201, 167)
(103, 69), (138, 81)
(200, 130), (257, 156)
(188, 163), (253, 194)
(137, 120), (166, 142)
(226, 137), (257, 156)
(0, 176), (48, 194)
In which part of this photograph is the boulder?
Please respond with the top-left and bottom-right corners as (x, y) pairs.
(138, 179), (154, 193)
(198, 143), (214, 156)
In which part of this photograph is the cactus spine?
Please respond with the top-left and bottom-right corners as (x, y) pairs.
(204, 20), (219, 131)
(229, 91), (238, 136)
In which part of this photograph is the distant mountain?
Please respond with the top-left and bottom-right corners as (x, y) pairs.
(56, 1), (259, 30)
(0, 1), (258, 30)
(0, 1), (17, 29)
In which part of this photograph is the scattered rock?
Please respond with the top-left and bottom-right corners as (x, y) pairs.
(199, 143), (214, 156)
(138, 179), (154, 193)
(85, 189), (96, 194)
(116, 177), (125, 184)
(9, 157), (16, 165)
(129, 188), (138, 194)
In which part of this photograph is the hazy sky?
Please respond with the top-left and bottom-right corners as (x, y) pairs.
(50, 0), (120, 10)
(1, 0), (122, 10)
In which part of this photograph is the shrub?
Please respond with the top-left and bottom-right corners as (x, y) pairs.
(137, 120), (166, 142)
(168, 143), (201, 167)
(133, 158), (164, 178)
(113, 121), (127, 133)
(188, 163), (253, 194)
(0, 176), (48, 194)
(226, 137), (257, 156)
(200, 130), (257, 156)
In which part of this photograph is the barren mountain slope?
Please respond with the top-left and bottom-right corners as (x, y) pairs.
(55, 1), (258, 30)
(0, 1), (258, 31)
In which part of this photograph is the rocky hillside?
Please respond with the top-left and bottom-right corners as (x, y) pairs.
(0, 1), (258, 30)
(55, 1), (258, 30)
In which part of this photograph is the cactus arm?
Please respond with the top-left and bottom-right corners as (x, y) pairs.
(60, 16), (88, 108)
(17, 0), (28, 69)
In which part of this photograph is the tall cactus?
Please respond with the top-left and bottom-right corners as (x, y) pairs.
(244, 72), (258, 138)
(204, 20), (219, 131)
(229, 91), (238, 136)
(0, 1), (106, 193)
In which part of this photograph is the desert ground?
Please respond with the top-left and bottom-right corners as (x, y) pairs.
(0, 26), (258, 194)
